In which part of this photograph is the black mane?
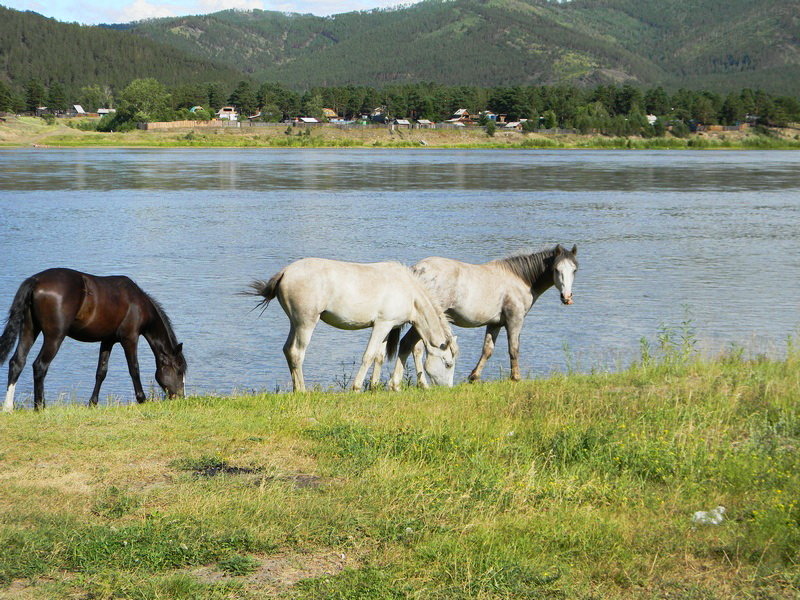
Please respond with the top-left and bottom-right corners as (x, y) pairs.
(496, 246), (577, 286)
(145, 292), (182, 353)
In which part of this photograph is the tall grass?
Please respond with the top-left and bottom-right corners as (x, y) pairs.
(23, 128), (800, 150)
(0, 331), (798, 598)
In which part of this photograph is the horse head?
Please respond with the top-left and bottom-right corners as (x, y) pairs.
(553, 244), (579, 305)
(155, 342), (187, 398)
(424, 335), (459, 387)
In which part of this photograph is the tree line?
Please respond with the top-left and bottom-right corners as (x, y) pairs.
(2, 78), (798, 135)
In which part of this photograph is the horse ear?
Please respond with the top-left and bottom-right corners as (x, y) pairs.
(176, 343), (183, 353)
(554, 244), (563, 256)
(571, 244), (577, 256)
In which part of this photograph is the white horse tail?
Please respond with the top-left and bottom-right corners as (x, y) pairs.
(246, 269), (285, 311)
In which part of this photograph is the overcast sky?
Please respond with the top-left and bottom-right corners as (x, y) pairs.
(2, 0), (408, 24)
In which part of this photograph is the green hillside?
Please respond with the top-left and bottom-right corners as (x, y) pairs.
(0, 6), (243, 95)
(124, 0), (800, 93)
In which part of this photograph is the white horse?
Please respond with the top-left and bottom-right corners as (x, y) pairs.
(248, 258), (457, 392)
(389, 244), (578, 388)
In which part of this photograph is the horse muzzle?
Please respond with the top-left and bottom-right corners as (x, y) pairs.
(561, 294), (574, 305)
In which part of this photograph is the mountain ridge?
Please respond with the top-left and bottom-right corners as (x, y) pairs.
(1, 0), (798, 96)
(118, 0), (800, 93)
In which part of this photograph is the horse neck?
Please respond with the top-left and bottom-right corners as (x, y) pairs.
(532, 263), (556, 296)
(142, 300), (175, 358)
(411, 286), (448, 344)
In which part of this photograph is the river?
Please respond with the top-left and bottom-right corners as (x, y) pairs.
(1, 148), (798, 405)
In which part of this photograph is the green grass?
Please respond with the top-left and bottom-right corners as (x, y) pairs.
(0, 342), (798, 598)
(32, 133), (800, 150)
(4, 115), (800, 150)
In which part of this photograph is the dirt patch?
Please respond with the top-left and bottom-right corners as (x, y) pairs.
(177, 457), (330, 489)
(193, 463), (261, 477)
(190, 550), (357, 593)
(0, 579), (37, 599)
(0, 468), (94, 496)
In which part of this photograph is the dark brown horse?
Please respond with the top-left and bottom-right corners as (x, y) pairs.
(1, 268), (186, 411)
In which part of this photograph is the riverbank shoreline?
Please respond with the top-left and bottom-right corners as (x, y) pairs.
(3, 115), (800, 149)
(1, 351), (798, 599)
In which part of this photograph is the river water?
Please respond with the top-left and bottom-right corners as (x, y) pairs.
(1, 148), (798, 405)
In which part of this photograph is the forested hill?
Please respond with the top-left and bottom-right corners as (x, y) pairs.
(0, 6), (242, 93)
(123, 0), (800, 94)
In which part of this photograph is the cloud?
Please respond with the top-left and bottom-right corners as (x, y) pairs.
(3, 0), (417, 24)
(198, 0), (264, 12)
(110, 0), (265, 23)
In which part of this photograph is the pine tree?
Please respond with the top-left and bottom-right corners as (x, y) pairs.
(24, 79), (46, 112)
(228, 81), (257, 116)
(47, 82), (67, 112)
(0, 80), (12, 112)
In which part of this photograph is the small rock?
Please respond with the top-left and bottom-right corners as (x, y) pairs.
(692, 505), (726, 525)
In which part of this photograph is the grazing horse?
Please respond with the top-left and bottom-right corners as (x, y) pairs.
(389, 244), (578, 388)
(0, 268), (186, 411)
(248, 258), (457, 392)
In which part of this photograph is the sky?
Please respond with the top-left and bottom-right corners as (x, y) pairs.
(1, 0), (409, 24)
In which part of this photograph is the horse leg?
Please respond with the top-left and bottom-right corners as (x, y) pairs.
(89, 341), (114, 406)
(352, 322), (394, 391)
(469, 324), (501, 382)
(32, 334), (65, 411)
(505, 317), (524, 381)
(121, 338), (147, 403)
(4, 318), (39, 413)
(412, 340), (429, 389)
(369, 341), (386, 390)
(388, 327), (422, 391)
(283, 320), (317, 392)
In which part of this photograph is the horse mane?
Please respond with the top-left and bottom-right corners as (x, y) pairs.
(494, 248), (555, 286)
(408, 268), (453, 337)
(494, 246), (578, 286)
(144, 292), (181, 351)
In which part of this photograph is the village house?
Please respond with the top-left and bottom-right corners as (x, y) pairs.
(446, 108), (472, 124)
(217, 106), (238, 121)
(369, 107), (389, 123)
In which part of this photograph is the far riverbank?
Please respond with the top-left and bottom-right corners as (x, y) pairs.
(3, 116), (800, 149)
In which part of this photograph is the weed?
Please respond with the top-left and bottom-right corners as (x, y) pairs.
(217, 553), (260, 575)
(296, 567), (408, 599)
(91, 486), (140, 519)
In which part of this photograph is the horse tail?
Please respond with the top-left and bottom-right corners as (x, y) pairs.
(386, 326), (403, 360)
(0, 276), (36, 364)
(245, 269), (285, 312)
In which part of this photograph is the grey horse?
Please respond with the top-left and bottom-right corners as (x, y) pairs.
(389, 244), (578, 389)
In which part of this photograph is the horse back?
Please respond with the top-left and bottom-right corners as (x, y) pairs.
(280, 258), (418, 325)
(30, 268), (151, 342)
(413, 257), (531, 325)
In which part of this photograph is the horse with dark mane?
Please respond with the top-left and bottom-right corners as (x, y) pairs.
(389, 244), (578, 389)
(1, 268), (186, 411)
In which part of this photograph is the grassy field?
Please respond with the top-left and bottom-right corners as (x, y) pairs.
(3, 116), (800, 149)
(1, 339), (798, 599)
